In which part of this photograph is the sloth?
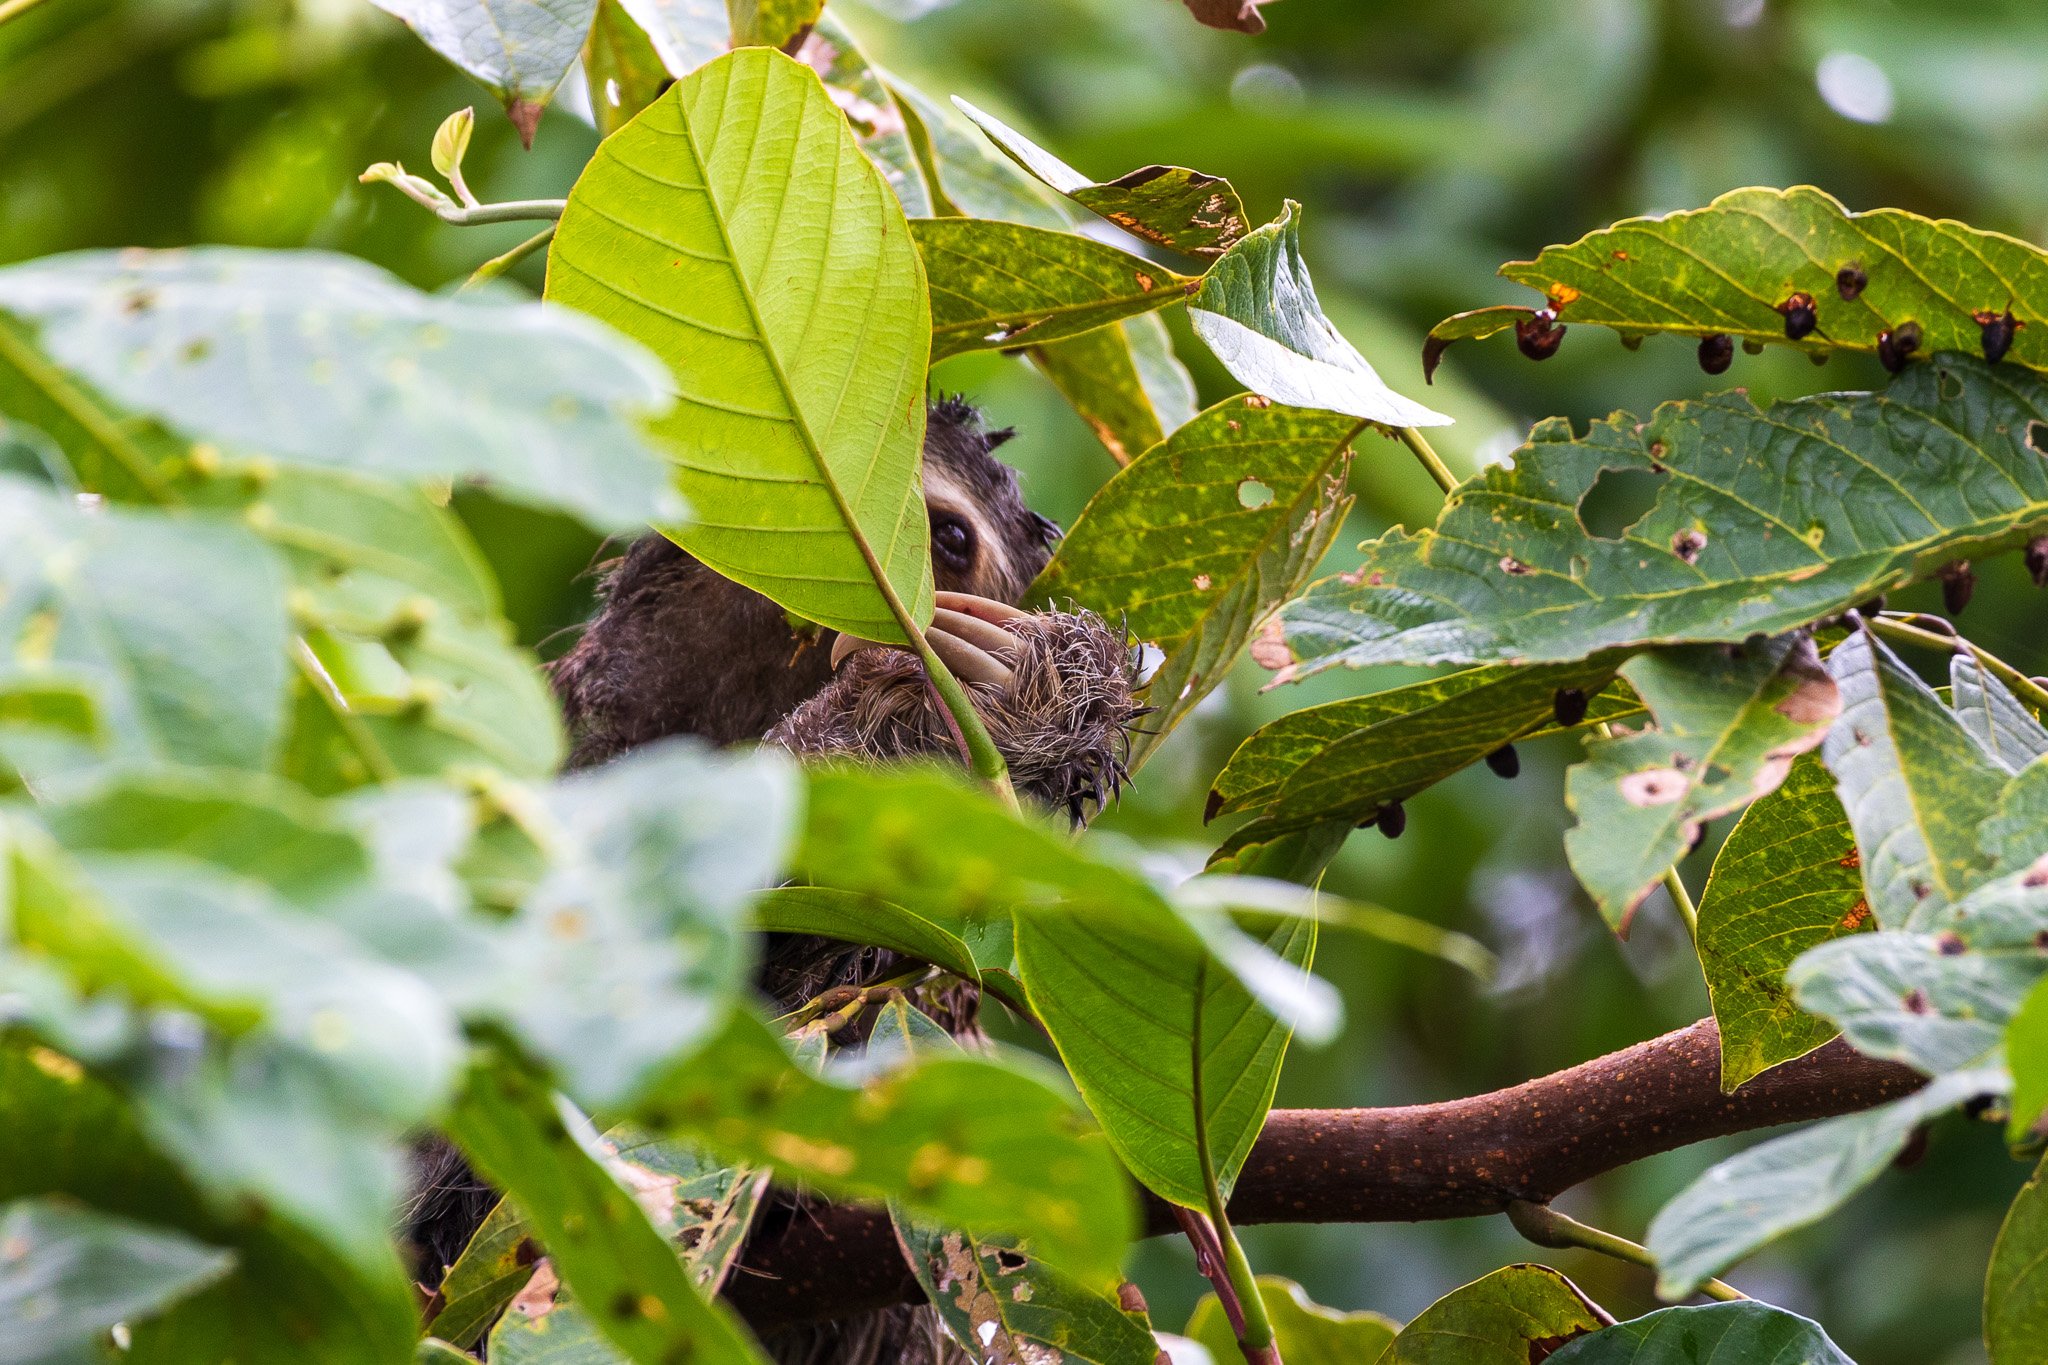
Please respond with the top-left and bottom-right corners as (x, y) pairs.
(407, 399), (1138, 1363)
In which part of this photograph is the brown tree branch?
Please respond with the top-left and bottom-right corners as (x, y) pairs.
(722, 1018), (1924, 1331)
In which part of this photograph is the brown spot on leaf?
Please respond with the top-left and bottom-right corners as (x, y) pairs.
(509, 1261), (561, 1320)
(1135, 272), (1155, 292)
(1499, 556), (1533, 575)
(1670, 528), (1707, 563)
(1249, 614), (1293, 671)
(1903, 988), (1931, 1015)
(1839, 899), (1872, 930)
(1937, 932), (1967, 956)
(1620, 768), (1687, 806)
(2025, 853), (2048, 888)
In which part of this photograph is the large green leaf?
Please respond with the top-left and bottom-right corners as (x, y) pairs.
(1697, 755), (1867, 1090)
(1647, 1067), (2002, 1299)
(749, 886), (981, 983)
(1545, 1303), (1853, 1365)
(1186, 1276), (1398, 1365)
(0, 250), (678, 532)
(1014, 911), (1313, 1209)
(1275, 357), (2048, 678)
(1426, 186), (2048, 374)
(915, 217), (1196, 362)
(1208, 661), (1633, 839)
(1565, 635), (1838, 935)
(1031, 397), (1359, 768)
(369, 0), (595, 133)
(1823, 630), (2007, 930)
(797, 15), (932, 217)
(0, 482), (289, 777)
(1371, 1265), (1605, 1365)
(449, 1062), (769, 1365)
(954, 99), (1247, 259)
(1988, 1156), (2048, 1365)
(0, 1199), (233, 1362)
(899, 1222), (1159, 1365)
(635, 1009), (1133, 1285)
(1028, 312), (1198, 467)
(546, 49), (933, 643)
(1188, 204), (1449, 429)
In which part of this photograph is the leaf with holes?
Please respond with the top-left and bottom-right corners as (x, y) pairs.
(1030, 397), (1358, 769)
(897, 1222), (1160, 1365)
(1565, 635), (1839, 936)
(547, 49), (934, 643)
(914, 218), (1196, 362)
(1275, 357), (2048, 679)
(0, 1199), (234, 1360)
(449, 1062), (769, 1365)
(1209, 661), (1635, 846)
(1028, 312), (1198, 467)
(954, 98), (1247, 258)
(369, 0), (596, 135)
(1372, 1264), (1605, 1364)
(1014, 909), (1314, 1209)
(1188, 203), (1449, 428)
(1824, 630), (2009, 931)
(1545, 1302), (1853, 1365)
(1186, 1276), (1398, 1365)
(1648, 1068), (2003, 1299)
(1425, 186), (2048, 375)
(0, 250), (679, 531)
(1697, 755), (1869, 1090)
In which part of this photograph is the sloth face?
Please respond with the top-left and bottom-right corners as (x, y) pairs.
(920, 396), (1062, 606)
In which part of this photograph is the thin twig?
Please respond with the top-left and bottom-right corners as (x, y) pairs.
(1872, 611), (2048, 714)
(460, 224), (556, 292)
(1507, 1199), (1743, 1303)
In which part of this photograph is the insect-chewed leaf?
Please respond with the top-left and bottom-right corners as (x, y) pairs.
(1697, 754), (1867, 1090)
(954, 98), (1248, 258)
(1013, 911), (1314, 1210)
(1210, 661), (1634, 840)
(1823, 631), (2008, 931)
(369, 0), (596, 132)
(898, 1222), (1160, 1365)
(1544, 1303), (1853, 1365)
(1185, 1275), (1398, 1365)
(1647, 1067), (2003, 1299)
(449, 1062), (769, 1365)
(1028, 311), (1198, 467)
(1565, 635), (1838, 937)
(0, 1199), (234, 1359)
(633, 1008), (1135, 1286)
(1031, 397), (1359, 768)
(1276, 356), (2048, 679)
(914, 217), (1196, 361)
(1429, 186), (2048, 374)
(1373, 1264), (1605, 1364)
(0, 250), (679, 532)
(1952, 653), (2048, 773)
(1188, 202), (1449, 428)
(547, 48), (934, 643)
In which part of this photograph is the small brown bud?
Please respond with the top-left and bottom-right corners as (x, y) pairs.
(1377, 800), (1407, 839)
(1697, 333), (1734, 374)
(1940, 560), (1975, 616)
(2026, 535), (2048, 588)
(1836, 263), (1867, 300)
(1975, 307), (2023, 365)
(1777, 291), (1819, 340)
(1877, 321), (1923, 373)
(1485, 744), (1520, 779)
(1552, 687), (1589, 728)
(1855, 594), (1887, 617)
(1515, 309), (1565, 362)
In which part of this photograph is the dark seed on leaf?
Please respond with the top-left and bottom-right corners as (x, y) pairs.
(2026, 535), (2048, 588)
(1975, 307), (2023, 364)
(1809, 350), (1830, 366)
(1697, 333), (1734, 374)
(1552, 687), (1589, 728)
(1377, 800), (1407, 839)
(1940, 560), (1976, 616)
(1515, 308), (1566, 361)
(1856, 594), (1887, 617)
(1893, 1127), (1930, 1170)
(1836, 263), (1868, 300)
(1777, 291), (1819, 339)
(1485, 744), (1521, 779)
(1937, 931), (1967, 956)
(1877, 320), (1923, 373)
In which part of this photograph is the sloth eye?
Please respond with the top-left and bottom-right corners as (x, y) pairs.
(931, 513), (975, 568)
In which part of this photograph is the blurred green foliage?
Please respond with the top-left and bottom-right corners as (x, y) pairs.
(9, 1), (2047, 1358)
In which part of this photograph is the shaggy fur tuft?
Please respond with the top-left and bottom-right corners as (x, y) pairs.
(766, 609), (1139, 821)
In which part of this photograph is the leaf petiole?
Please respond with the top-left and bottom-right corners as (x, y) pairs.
(1507, 1199), (1743, 1303)
(915, 630), (1019, 810)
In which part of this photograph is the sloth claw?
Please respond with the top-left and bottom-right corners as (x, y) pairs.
(830, 593), (1024, 688)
